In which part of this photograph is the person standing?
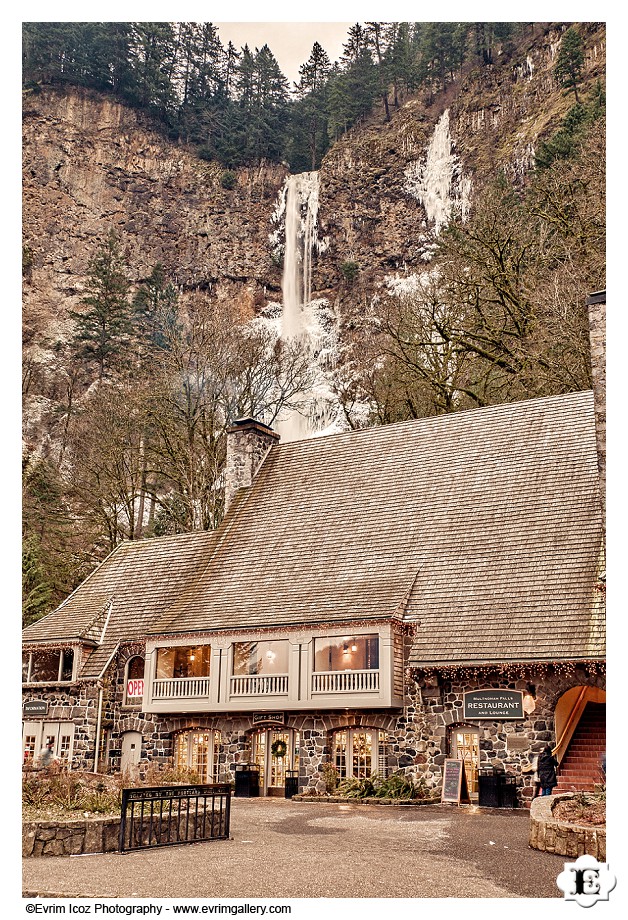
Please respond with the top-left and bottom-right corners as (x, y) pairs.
(538, 745), (559, 796)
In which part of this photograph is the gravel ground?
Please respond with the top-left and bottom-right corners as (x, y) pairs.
(23, 798), (565, 899)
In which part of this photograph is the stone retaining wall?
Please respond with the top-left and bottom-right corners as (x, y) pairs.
(22, 816), (120, 858)
(529, 794), (606, 861)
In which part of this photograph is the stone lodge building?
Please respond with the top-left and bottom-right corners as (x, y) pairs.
(22, 335), (606, 806)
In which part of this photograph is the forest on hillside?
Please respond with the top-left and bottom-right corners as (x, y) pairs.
(22, 23), (605, 627)
(25, 22), (541, 171)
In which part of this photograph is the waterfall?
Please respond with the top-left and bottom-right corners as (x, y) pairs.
(281, 172), (319, 339)
(275, 172), (337, 443)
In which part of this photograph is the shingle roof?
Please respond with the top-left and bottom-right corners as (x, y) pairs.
(153, 391), (603, 666)
(22, 531), (220, 678)
(22, 390), (604, 674)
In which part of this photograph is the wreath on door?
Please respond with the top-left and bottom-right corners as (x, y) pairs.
(271, 739), (288, 759)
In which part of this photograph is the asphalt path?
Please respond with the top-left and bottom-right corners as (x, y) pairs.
(23, 799), (565, 899)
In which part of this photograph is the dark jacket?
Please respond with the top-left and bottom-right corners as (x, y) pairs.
(538, 750), (559, 787)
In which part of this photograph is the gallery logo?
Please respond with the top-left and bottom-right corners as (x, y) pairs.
(556, 855), (616, 907)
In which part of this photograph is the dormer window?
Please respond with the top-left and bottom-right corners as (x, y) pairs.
(23, 648), (75, 683)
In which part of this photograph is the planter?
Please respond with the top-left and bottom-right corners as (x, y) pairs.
(529, 794), (606, 861)
(292, 794), (441, 806)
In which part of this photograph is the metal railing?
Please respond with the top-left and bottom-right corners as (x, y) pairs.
(311, 669), (380, 693)
(118, 784), (230, 852)
(230, 674), (289, 696)
(152, 677), (211, 699)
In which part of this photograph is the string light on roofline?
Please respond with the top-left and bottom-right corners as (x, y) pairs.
(409, 659), (605, 682)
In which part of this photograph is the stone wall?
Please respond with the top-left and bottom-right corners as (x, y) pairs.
(22, 682), (100, 771)
(529, 794), (606, 860)
(408, 667), (606, 804)
(23, 816), (120, 858)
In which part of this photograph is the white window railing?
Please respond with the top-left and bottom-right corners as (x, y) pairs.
(152, 677), (210, 699)
(312, 670), (380, 694)
(230, 674), (289, 696)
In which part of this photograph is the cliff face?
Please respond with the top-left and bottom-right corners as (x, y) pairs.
(315, 22), (605, 304)
(22, 22), (605, 412)
(23, 90), (287, 347)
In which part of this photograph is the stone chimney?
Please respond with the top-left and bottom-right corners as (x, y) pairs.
(224, 418), (280, 514)
(586, 290), (605, 526)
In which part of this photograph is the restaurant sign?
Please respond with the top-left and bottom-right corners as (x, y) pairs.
(253, 712), (285, 725)
(463, 689), (524, 720)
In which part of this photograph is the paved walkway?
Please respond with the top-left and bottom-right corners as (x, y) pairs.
(23, 799), (565, 899)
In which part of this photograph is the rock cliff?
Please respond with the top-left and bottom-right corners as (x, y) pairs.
(23, 22), (605, 419)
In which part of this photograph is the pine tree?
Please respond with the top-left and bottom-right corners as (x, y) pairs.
(71, 231), (132, 382)
(555, 27), (585, 103)
(295, 42), (331, 169)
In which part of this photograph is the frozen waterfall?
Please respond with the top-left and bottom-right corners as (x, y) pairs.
(274, 172), (340, 443)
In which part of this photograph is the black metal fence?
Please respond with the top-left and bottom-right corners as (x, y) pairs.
(118, 784), (231, 852)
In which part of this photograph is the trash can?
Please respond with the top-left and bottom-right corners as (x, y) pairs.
(478, 769), (500, 807)
(234, 763), (260, 797)
(285, 770), (299, 799)
(499, 774), (518, 808)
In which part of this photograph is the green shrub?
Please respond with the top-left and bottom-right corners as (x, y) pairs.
(220, 170), (237, 190)
(339, 261), (360, 284)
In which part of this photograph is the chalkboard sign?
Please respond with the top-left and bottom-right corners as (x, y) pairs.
(441, 758), (471, 805)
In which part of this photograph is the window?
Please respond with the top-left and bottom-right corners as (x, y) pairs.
(232, 640), (289, 675)
(124, 655), (145, 704)
(23, 735), (36, 763)
(332, 729), (388, 779)
(314, 635), (379, 672)
(25, 649), (75, 683)
(156, 645), (210, 679)
(22, 722), (75, 765)
(174, 731), (221, 782)
(30, 651), (61, 682)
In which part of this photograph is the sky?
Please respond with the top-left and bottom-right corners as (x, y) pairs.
(214, 23), (354, 87)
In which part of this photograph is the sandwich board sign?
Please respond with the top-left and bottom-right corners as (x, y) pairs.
(441, 758), (471, 805)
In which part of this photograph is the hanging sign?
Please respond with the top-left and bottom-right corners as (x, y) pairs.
(126, 679), (144, 699)
(253, 712), (285, 725)
(463, 689), (524, 720)
(441, 759), (471, 805)
(23, 700), (48, 717)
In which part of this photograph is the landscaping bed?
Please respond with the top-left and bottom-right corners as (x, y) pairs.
(529, 792), (606, 860)
(293, 794), (441, 805)
(552, 792), (605, 827)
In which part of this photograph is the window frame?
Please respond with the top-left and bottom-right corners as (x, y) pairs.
(123, 654), (146, 706)
(154, 644), (211, 680)
(22, 648), (77, 684)
(332, 728), (389, 780)
(313, 634), (380, 672)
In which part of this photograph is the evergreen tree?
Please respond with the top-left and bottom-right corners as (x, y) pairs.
(132, 264), (180, 361)
(555, 27), (585, 103)
(70, 231), (132, 382)
(294, 42), (331, 169)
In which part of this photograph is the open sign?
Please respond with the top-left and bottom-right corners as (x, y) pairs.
(127, 679), (144, 699)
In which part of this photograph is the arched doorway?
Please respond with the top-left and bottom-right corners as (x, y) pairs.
(554, 687), (605, 792)
(250, 727), (299, 796)
(449, 724), (480, 799)
(120, 731), (143, 773)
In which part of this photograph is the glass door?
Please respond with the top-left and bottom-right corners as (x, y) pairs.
(252, 729), (299, 795)
(452, 728), (480, 797)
